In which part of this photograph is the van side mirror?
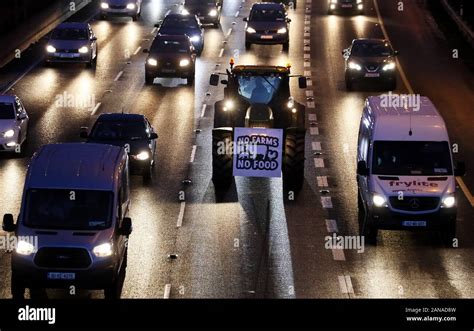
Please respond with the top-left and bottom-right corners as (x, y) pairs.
(143, 48), (149, 54)
(210, 74), (220, 86)
(150, 132), (158, 140)
(154, 22), (161, 28)
(79, 127), (88, 139)
(394, 50), (399, 55)
(298, 76), (307, 89)
(455, 161), (466, 177)
(287, 18), (292, 23)
(357, 160), (369, 176)
(91, 36), (97, 41)
(243, 17), (248, 22)
(221, 79), (228, 85)
(18, 113), (27, 120)
(120, 217), (132, 236)
(3, 214), (15, 232)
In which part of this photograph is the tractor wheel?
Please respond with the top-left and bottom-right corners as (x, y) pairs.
(283, 128), (305, 192)
(212, 129), (233, 190)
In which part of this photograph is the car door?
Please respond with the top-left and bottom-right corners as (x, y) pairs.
(146, 119), (156, 156)
(15, 98), (28, 142)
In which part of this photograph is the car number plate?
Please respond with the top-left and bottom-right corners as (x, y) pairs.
(199, 16), (205, 19)
(60, 53), (79, 58)
(47, 272), (76, 280)
(162, 69), (176, 73)
(261, 35), (273, 39)
(342, 4), (353, 8)
(365, 73), (380, 77)
(402, 221), (427, 227)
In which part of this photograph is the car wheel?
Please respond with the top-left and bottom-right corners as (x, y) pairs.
(132, 14), (138, 21)
(104, 250), (127, 299)
(282, 42), (289, 52)
(143, 165), (152, 180)
(283, 128), (305, 192)
(11, 273), (25, 299)
(358, 192), (377, 245)
(186, 74), (195, 86)
(245, 42), (251, 50)
(145, 73), (154, 85)
(345, 78), (353, 90)
(212, 130), (233, 190)
(100, 14), (106, 20)
(441, 221), (456, 247)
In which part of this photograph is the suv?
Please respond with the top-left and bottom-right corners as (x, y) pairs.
(156, 13), (204, 55)
(244, 2), (291, 51)
(343, 38), (398, 90)
(182, 0), (222, 27)
(144, 34), (197, 86)
(45, 22), (98, 67)
(2, 143), (132, 299)
(328, 0), (364, 14)
(81, 113), (158, 179)
(357, 96), (465, 245)
(0, 95), (28, 154)
(209, 61), (307, 191)
(100, 0), (142, 21)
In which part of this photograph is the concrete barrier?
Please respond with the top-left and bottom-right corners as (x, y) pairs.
(0, 0), (92, 69)
(441, 0), (474, 48)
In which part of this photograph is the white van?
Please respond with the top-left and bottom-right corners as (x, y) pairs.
(356, 96), (465, 245)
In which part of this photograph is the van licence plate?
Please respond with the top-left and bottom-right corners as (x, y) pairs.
(47, 272), (76, 280)
(402, 221), (427, 227)
(342, 4), (353, 8)
(261, 35), (273, 39)
(365, 73), (380, 77)
(59, 53), (79, 58)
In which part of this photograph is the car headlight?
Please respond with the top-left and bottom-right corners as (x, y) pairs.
(6, 142), (16, 147)
(382, 62), (396, 71)
(331, 0), (338, 3)
(101, 2), (109, 9)
(16, 240), (35, 256)
(209, 9), (218, 17)
(348, 61), (362, 70)
(127, 3), (136, 10)
(372, 194), (387, 207)
(46, 45), (56, 53)
(93, 243), (113, 257)
(147, 58), (158, 66)
(223, 100), (234, 111)
(136, 151), (150, 160)
(190, 35), (200, 43)
(182, 8), (190, 15)
(357, 0), (363, 3)
(442, 195), (456, 208)
(180, 59), (190, 67)
(3, 129), (15, 138)
(246, 27), (256, 34)
(287, 97), (294, 109)
(78, 46), (89, 54)
(277, 27), (287, 34)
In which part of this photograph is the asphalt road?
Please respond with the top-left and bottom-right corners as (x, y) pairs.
(0, 0), (472, 299)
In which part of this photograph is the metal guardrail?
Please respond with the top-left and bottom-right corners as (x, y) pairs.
(0, 0), (92, 69)
(441, 0), (474, 47)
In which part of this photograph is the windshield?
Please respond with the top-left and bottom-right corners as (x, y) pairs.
(162, 16), (199, 29)
(237, 75), (282, 104)
(52, 28), (88, 40)
(25, 189), (113, 230)
(372, 141), (453, 176)
(250, 9), (286, 21)
(91, 121), (148, 140)
(0, 102), (15, 119)
(351, 43), (392, 57)
(152, 40), (189, 53)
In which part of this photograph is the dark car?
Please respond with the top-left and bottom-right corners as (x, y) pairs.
(343, 38), (398, 90)
(244, 3), (291, 51)
(45, 22), (97, 67)
(156, 13), (204, 55)
(328, 0), (364, 14)
(81, 113), (158, 178)
(183, 0), (222, 27)
(144, 35), (197, 86)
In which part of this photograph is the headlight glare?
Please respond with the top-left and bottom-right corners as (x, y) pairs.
(383, 62), (396, 71)
(46, 45), (56, 53)
(277, 27), (287, 34)
(246, 27), (256, 33)
(136, 151), (150, 160)
(93, 243), (113, 257)
(101, 2), (109, 9)
(179, 59), (190, 67)
(372, 194), (386, 207)
(442, 196), (456, 208)
(190, 35), (200, 42)
(126, 3), (136, 10)
(147, 58), (158, 66)
(79, 46), (89, 54)
(209, 9), (218, 17)
(16, 241), (35, 256)
(3, 129), (15, 138)
(348, 62), (362, 70)
(223, 100), (234, 111)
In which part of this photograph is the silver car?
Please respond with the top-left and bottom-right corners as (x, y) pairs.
(100, 0), (142, 21)
(0, 95), (28, 154)
(45, 22), (98, 67)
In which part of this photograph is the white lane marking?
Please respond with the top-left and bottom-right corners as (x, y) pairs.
(1, 60), (39, 93)
(226, 28), (232, 38)
(218, 48), (225, 57)
(304, 53), (311, 59)
(304, 39), (310, 44)
(201, 104), (207, 117)
(314, 158), (324, 168)
(305, 90), (313, 97)
(325, 219), (338, 233)
(332, 249), (346, 261)
(163, 284), (171, 299)
(133, 46), (142, 55)
(165, 9), (171, 16)
(91, 102), (102, 115)
(190, 145), (197, 163)
(311, 141), (321, 151)
(307, 79), (313, 86)
(321, 196), (333, 208)
(338, 275), (354, 294)
(317, 176), (328, 187)
(304, 62), (311, 67)
(307, 101), (315, 108)
(304, 70), (312, 76)
(114, 71), (123, 82)
(176, 201), (186, 228)
(310, 127), (319, 135)
(151, 27), (158, 35)
(374, 0), (474, 207)
(308, 113), (317, 121)
(304, 46), (310, 52)
(305, 15), (311, 20)
(235, 11), (240, 17)
(304, 32), (310, 37)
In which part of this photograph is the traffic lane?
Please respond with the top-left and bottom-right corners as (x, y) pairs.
(307, 0), (474, 298)
(376, 0), (474, 192)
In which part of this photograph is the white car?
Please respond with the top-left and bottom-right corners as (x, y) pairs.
(100, 0), (142, 21)
(0, 95), (29, 154)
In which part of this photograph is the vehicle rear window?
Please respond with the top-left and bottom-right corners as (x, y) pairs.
(25, 189), (113, 230)
(250, 9), (286, 21)
(52, 28), (88, 40)
(0, 102), (15, 119)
